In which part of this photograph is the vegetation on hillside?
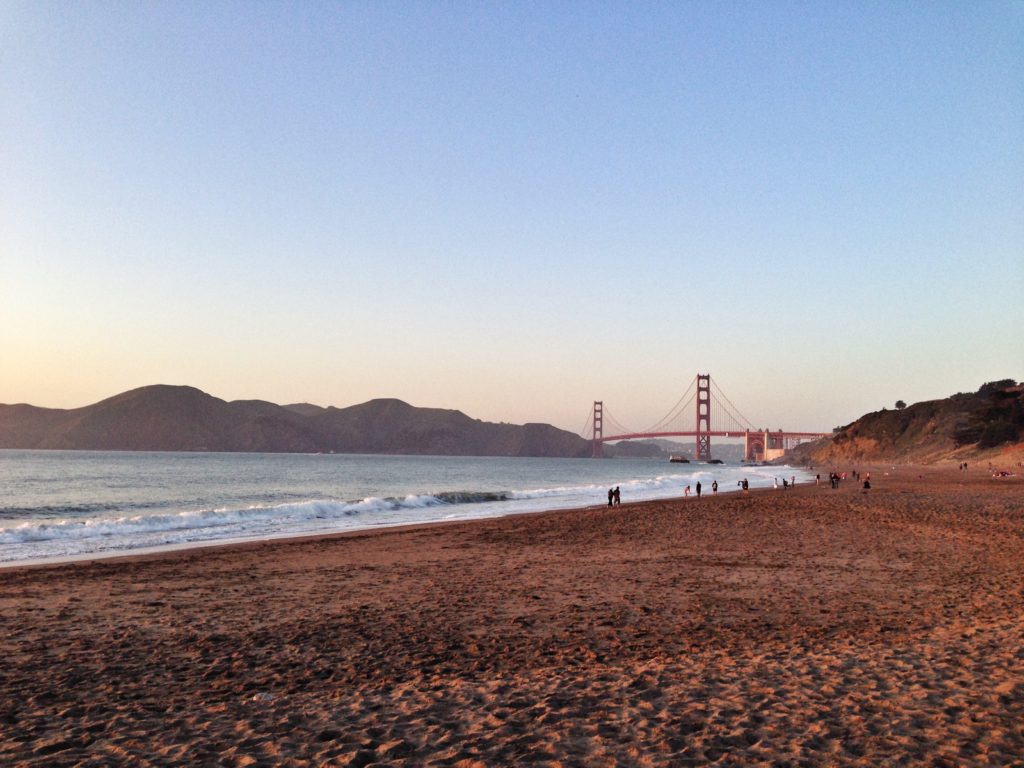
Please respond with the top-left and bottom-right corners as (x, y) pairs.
(794, 380), (1023, 464)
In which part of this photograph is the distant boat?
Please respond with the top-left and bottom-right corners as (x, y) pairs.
(707, 459), (724, 464)
(669, 455), (690, 463)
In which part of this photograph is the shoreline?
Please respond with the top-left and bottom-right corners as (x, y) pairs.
(0, 462), (820, 571)
(2, 461), (1015, 573)
(0, 486), (765, 573)
(2, 463), (1022, 766)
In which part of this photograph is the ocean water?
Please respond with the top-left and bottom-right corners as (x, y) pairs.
(0, 450), (815, 566)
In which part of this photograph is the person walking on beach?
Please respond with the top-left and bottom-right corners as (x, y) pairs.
(696, 481), (702, 498)
(741, 478), (749, 495)
(608, 488), (614, 507)
(712, 480), (718, 495)
(613, 486), (620, 506)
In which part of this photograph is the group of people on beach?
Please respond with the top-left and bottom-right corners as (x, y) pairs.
(609, 478), (727, 507)
(684, 480), (722, 498)
(607, 486), (620, 507)
(985, 460), (1021, 477)
(607, 471), (896, 505)
(822, 469), (871, 491)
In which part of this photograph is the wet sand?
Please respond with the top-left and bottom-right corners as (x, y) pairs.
(1, 464), (1022, 766)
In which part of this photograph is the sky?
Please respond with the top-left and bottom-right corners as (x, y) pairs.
(2, 1), (1022, 435)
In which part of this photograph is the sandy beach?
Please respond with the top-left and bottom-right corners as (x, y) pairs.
(1, 464), (1022, 767)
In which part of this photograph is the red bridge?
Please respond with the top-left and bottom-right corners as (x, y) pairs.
(583, 373), (828, 461)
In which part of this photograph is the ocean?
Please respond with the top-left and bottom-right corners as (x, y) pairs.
(0, 450), (815, 566)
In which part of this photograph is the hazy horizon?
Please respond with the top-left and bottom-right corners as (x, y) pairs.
(3, 2), (1021, 433)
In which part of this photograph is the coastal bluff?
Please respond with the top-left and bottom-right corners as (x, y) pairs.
(787, 380), (1023, 465)
(0, 385), (592, 457)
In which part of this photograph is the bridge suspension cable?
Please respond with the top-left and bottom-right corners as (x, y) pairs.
(602, 408), (634, 437)
(643, 376), (698, 434)
(577, 409), (593, 440)
(710, 378), (757, 432)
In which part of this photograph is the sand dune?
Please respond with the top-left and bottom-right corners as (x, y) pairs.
(1, 464), (1022, 766)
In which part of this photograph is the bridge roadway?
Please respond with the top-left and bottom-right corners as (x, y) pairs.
(595, 429), (830, 461)
(598, 430), (828, 442)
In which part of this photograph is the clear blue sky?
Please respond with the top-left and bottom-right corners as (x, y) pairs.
(2, 1), (1021, 433)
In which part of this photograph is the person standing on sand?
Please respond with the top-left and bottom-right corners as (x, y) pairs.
(613, 486), (620, 506)
(696, 481), (702, 498)
(608, 488), (614, 507)
(742, 478), (749, 495)
(712, 480), (718, 495)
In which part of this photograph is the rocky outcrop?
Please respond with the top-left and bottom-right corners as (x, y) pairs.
(787, 381), (1023, 464)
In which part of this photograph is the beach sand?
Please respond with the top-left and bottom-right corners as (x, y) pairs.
(1, 464), (1022, 766)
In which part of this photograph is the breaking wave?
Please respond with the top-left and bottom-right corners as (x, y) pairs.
(0, 489), (527, 546)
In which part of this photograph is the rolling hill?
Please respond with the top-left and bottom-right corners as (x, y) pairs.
(0, 385), (593, 457)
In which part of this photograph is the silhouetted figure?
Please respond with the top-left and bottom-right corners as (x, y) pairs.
(696, 481), (702, 498)
(613, 486), (620, 506)
(608, 488), (614, 507)
(712, 480), (718, 495)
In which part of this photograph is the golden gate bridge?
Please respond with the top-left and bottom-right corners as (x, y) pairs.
(581, 373), (828, 461)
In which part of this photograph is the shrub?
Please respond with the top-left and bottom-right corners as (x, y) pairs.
(978, 379), (1017, 397)
(953, 424), (984, 447)
(978, 419), (1019, 449)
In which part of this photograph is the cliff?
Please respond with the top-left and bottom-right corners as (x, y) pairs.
(787, 380), (1023, 465)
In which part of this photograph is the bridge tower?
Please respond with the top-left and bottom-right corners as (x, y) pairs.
(744, 431), (766, 461)
(695, 374), (712, 460)
(592, 401), (604, 458)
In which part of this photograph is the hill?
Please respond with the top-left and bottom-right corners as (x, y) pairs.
(787, 380), (1024, 465)
(0, 385), (593, 458)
